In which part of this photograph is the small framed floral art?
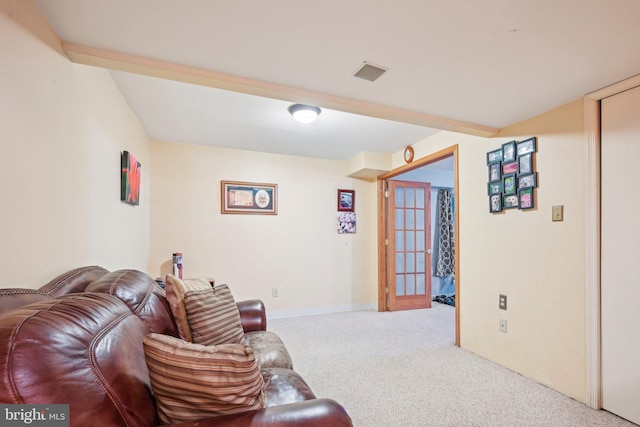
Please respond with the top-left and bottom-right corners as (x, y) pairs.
(338, 212), (356, 234)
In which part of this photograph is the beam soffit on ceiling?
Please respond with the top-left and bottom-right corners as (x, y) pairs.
(62, 42), (498, 138)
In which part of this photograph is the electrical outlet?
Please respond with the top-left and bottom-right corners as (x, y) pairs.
(499, 294), (507, 310)
(552, 205), (564, 222)
(499, 319), (507, 333)
(272, 288), (279, 298)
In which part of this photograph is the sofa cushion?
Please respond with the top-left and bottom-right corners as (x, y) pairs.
(85, 269), (178, 337)
(183, 285), (244, 346)
(0, 289), (55, 314)
(262, 368), (316, 407)
(243, 331), (294, 369)
(164, 275), (212, 341)
(38, 265), (110, 296)
(143, 333), (265, 424)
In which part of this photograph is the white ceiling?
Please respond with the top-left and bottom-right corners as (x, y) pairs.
(34, 0), (640, 161)
(107, 71), (438, 160)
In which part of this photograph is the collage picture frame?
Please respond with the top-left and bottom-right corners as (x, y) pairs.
(486, 137), (538, 213)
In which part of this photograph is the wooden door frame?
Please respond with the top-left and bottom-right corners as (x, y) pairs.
(377, 145), (460, 346)
(584, 73), (640, 409)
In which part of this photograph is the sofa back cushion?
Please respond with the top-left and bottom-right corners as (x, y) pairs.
(85, 269), (178, 337)
(0, 293), (158, 427)
(0, 266), (109, 315)
(184, 284), (244, 346)
(0, 289), (55, 314)
(38, 265), (109, 296)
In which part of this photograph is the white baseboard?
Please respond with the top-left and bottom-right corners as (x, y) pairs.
(267, 303), (376, 320)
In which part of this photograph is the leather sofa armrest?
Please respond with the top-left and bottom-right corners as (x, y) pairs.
(168, 398), (352, 427)
(237, 299), (267, 333)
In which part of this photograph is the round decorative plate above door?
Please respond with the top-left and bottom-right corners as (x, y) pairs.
(404, 146), (414, 163)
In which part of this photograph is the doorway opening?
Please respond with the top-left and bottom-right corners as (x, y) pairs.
(377, 145), (460, 346)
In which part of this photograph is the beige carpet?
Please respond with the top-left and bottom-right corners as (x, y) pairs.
(269, 303), (637, 427)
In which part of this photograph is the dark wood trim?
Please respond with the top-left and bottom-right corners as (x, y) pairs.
(377, 179), (388, 311)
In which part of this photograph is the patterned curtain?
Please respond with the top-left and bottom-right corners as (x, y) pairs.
(434, 189), (455, 277)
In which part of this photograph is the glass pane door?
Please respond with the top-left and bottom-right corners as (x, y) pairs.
(388, 180), (432, 311)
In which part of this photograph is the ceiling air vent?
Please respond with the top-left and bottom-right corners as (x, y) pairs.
(353, 62), (388, 82)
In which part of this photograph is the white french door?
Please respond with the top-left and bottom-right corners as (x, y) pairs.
(387, 180), (432, 311)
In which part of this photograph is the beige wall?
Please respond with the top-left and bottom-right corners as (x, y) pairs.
(406, 99), (587, 403)
(2, 0), (592, 405)
(149, 140), (378, 315)
(0, 0), (150, 287)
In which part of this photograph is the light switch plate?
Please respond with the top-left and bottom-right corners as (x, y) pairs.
(552, 205), (564, 222)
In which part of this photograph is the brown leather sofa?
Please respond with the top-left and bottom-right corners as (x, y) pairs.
(0, 266), (352, 426)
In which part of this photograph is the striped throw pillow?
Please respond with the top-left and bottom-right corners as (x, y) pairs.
(164, 275), (212, 342)
(143, 333), (265, 424)
(184, 285), (245, 346)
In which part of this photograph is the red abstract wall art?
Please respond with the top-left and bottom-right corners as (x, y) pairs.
(121, 151), (141, 206)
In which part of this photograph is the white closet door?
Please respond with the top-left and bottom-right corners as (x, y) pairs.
(601, 84), (640, 425)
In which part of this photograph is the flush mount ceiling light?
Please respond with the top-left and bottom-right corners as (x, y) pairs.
(288, 104), (321, 123)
